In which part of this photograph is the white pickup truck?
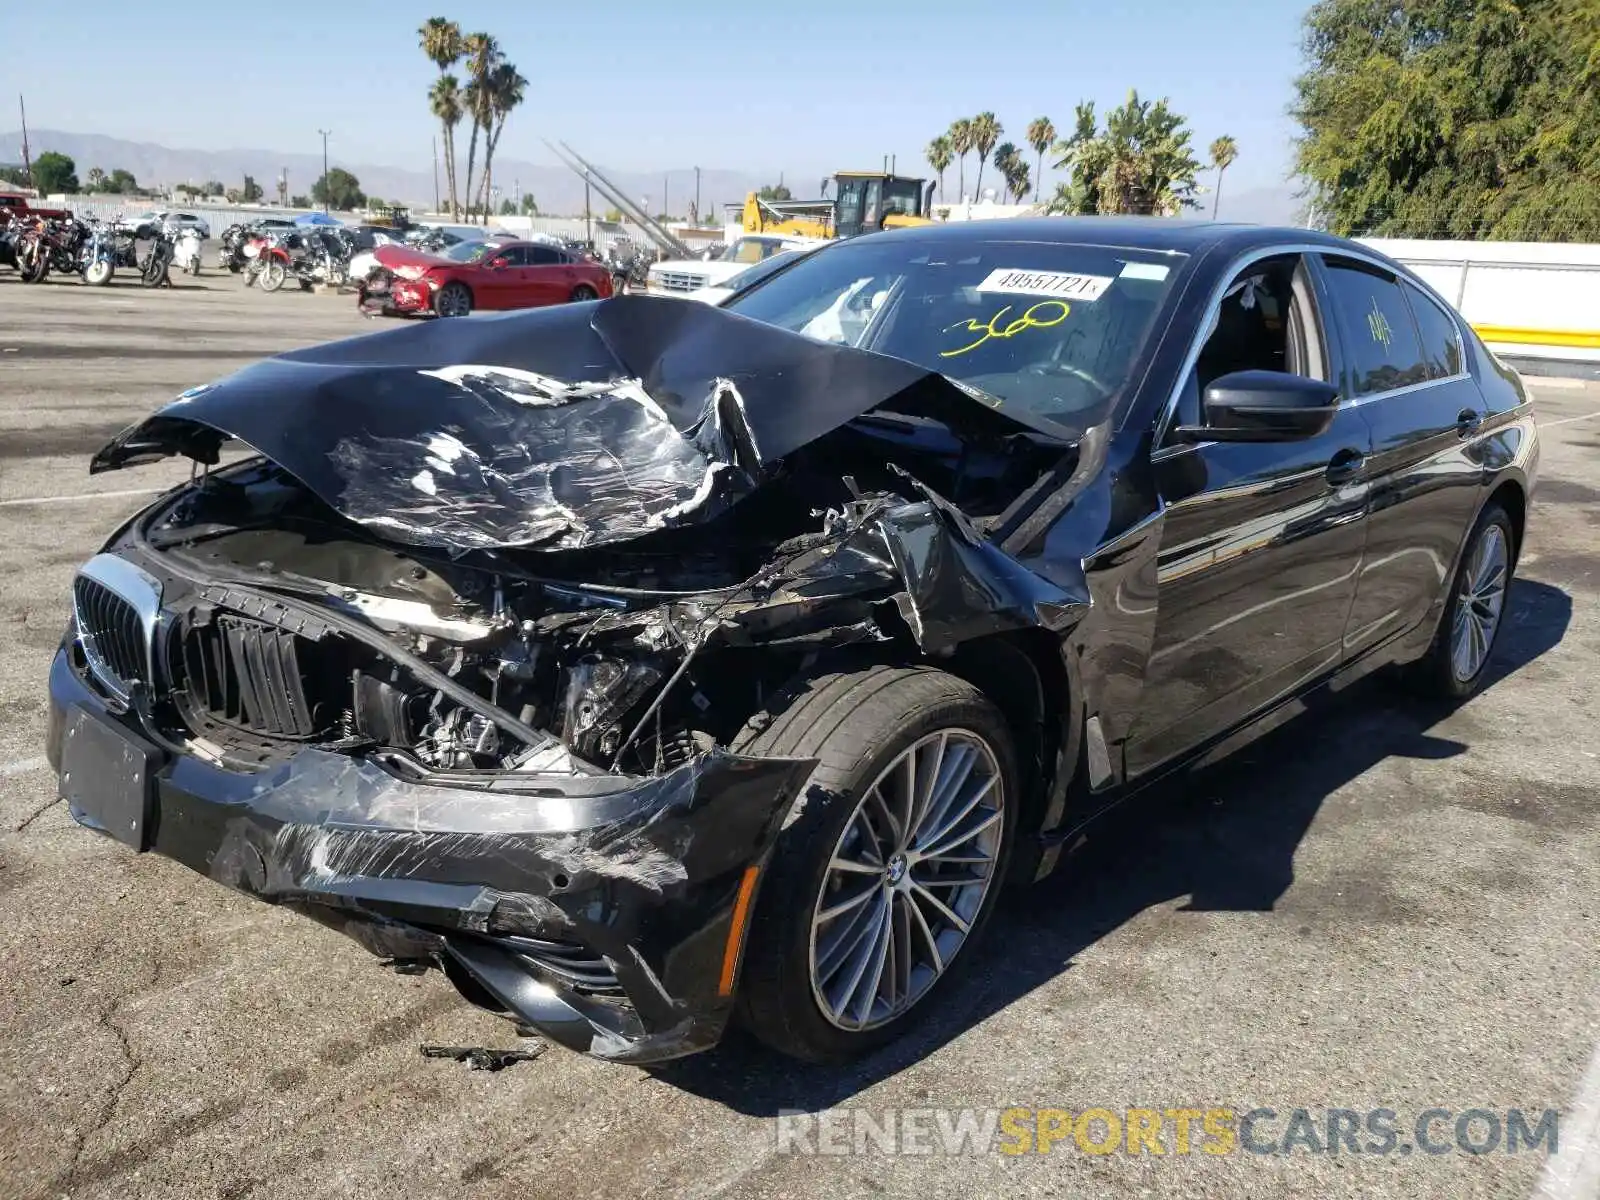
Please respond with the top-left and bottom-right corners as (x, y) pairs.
(646, 234), (824, 297)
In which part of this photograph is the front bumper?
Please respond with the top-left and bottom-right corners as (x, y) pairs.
(47, 648), (812, 1063)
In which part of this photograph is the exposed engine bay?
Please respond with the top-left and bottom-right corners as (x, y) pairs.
(87, 296), (1091, 779)
(133, 414), (1068, 777)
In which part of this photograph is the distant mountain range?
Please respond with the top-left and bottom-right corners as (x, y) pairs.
(0, 129), (769, 217)
(1, 128), (1304, 225)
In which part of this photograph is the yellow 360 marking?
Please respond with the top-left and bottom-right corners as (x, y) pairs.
(940, 300), (1071, 358)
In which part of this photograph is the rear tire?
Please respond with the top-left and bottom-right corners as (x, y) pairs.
(570, 284), (598, 302)
(434, 282), (473, 317)
(1403, 502), (1515, 700)
(732, 665), (1017, 1063)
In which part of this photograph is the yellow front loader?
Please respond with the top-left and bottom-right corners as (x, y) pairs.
(741, 172), (937, 240)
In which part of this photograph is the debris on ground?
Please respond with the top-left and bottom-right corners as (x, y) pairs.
(419, 1042), (548, 1071)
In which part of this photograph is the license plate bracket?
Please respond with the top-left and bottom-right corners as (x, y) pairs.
(60, 706), (161, 851)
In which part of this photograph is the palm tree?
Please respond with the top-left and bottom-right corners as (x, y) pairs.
(86, 166), (106, 192)
(460, 32), (500, 222)
(478, 60), (528, 219)
(418, 18), (464, 216)
(1209, 135), (1239, 219)
(994, 143), (1030, 202)
(1025, 116), (1055, 202)
(429, 75), (464, 219)
(948, 118), (974, 201)
(925, 135), (952, 201)
(970, 112), (1001, 201)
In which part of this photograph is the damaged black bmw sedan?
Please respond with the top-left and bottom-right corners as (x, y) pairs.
(48, 219), (1538, 1064)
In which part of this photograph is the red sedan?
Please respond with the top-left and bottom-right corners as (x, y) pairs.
(359, 238), (613, 318)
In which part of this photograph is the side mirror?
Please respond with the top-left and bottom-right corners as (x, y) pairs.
(1176, 370), (1340, 442)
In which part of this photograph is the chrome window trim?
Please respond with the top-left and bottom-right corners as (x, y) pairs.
(72, 553), (164, 702)
(1151, 242), (1473, 459)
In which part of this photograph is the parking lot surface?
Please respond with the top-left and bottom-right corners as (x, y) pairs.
(0, 273), (1596, 1200)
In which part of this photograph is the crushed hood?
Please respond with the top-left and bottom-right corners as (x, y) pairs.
(91, 295), (1026, 552)
(373, 243), (461, 278)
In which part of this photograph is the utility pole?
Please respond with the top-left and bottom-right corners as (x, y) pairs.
(280, 168), (288, 207)
(663, 173), (669, 221)
(18, 94), (32, 190)
(694, 166), (701, 224)
(432, 137), (440, 214)
(317, 129), (331, 212)
(584, 175), (592, 244)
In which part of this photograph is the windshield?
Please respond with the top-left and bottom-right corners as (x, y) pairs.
(723, 236), (1184, 435)
(444, 240), (492, 263)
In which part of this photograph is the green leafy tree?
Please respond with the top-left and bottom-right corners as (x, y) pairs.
(33, 151), (78, 194)
(290, 194), (311, 208)
(311, 168), (365, 210)
(1025, 116), (1055, 202)
(86, 166), (106, 191)
(948, 118), (974, 200)
(1049, 91), (1201, 216)
(758, 183), (792, 201)
(1294, 0), (1600, 240)
(925, 135), (952, 201)
(204, 180), (225, 197)
(242, 174), (264, 202)
(520, 193), (539, 214)
(498, 197), (516, 215)
(1208, 135), (1238, 219)
(970, 112), (1001, 200)
(603, 207), (623, 222)
(0, 166), (28, 187)
(420, 18), (465, 217)
(105, 168), (139, 194)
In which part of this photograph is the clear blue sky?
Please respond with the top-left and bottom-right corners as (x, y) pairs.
(11, 0), (1308, 197)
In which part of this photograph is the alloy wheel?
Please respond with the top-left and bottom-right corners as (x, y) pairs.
(1450, 523), (1508, 682)
(808, 728), (1004, 1031)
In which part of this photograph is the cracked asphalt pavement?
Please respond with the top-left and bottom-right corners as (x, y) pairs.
(0, 273), (1597, 1200)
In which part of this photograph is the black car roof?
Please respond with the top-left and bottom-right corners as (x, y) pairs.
(866, 216), (1355, 258)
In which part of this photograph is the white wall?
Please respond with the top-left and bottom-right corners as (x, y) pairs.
(1360, 238), (1600, 363)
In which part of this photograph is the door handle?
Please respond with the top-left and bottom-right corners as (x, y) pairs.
(1325, 447), (1366, 484)
(1456, 408), (1483, 437)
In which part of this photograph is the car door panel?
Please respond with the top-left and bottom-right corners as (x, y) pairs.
(1124, 252), (1372, 779)
(1317, 257), (1486, 657)
(1129, 416), (1372, 776)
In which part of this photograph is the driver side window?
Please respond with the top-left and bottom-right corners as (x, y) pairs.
(1167, 254), (1327, 441)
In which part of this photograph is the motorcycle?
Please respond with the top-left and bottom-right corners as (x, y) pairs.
(139, 225), (175, 288)
(78, 220), (119, 286)
(257, 230), (351, 292)
(14, 218), (49, 283)
(173, 226), (203, 275)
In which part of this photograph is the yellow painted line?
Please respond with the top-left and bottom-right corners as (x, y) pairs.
(1473, 325), (1600, 349)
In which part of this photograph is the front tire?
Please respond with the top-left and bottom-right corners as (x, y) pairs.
(733, 665), (1016, 1063)
(434, 282), (473, 317)
(1405, 502), (1516, 699)
(83, 260), (113, 286)
(259, 260), (286, 292)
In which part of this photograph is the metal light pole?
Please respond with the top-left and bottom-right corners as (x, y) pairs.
(317, 129), (331, 212)
(694, 166), (701, 224)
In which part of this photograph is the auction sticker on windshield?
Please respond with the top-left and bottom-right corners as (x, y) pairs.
(976, 268), (1113, 302)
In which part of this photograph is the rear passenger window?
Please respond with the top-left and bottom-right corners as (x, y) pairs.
(1320, 259), (1428, 396)
(1403, 282), (1465, 379)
